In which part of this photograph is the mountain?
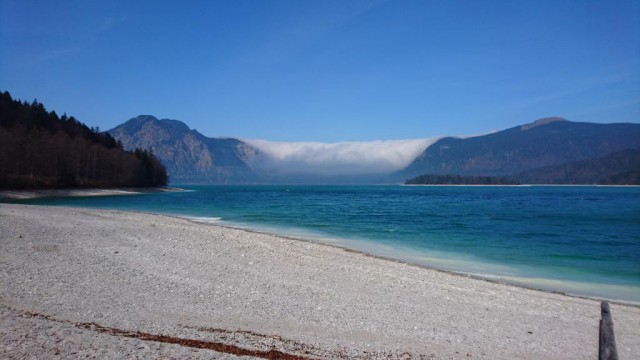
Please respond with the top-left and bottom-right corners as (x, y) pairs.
(398, 118), (640, 182)
(109, 116), (261, 184)
(515, 149), (640, 185)
(110, 115), (640, 185)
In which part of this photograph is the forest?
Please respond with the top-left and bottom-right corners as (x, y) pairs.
(0, 91), (167, 189)
(405, 174), (520, 185)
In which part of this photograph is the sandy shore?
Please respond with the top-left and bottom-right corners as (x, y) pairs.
(1, 204), (639, 359)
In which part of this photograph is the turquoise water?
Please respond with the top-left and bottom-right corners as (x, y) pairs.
(11, 185), (640, 302)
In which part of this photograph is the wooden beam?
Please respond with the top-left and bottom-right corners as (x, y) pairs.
(599, 301), (618, 360)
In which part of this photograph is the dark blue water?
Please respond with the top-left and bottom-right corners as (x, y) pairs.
(12, 185), (640, 302)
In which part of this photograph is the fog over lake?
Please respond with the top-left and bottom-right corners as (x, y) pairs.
(245, 138), (440, 176)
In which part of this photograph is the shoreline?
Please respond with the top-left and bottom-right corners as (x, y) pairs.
(402, 183), (640, 187)
(183, 214), (640, 307)
(0, 186), (184, 200)
(4, 187), (638, 305)
(2, 203), (639, 359)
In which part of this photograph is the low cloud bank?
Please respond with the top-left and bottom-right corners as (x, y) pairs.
(244, 138), (439, 175)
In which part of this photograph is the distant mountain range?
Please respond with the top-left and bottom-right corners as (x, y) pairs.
(109, 116), (640, 185)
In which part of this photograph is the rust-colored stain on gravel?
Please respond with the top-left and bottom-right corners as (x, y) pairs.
(21, 309), (311, 360)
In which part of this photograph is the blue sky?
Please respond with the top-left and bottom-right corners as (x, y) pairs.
(1, 0), (638, 141)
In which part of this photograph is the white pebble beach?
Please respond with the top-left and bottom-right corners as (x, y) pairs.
(1, 203), (639, 359)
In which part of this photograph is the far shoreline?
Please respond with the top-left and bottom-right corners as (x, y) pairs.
(0, 186), (184, 200)
(402, 183), (640, 187)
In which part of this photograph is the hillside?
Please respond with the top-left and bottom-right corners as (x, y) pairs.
(398, 118), (640, 182)
(515, 149), (640, 185)
(0, 91), (167, 189)
(109, 116), (261, 184)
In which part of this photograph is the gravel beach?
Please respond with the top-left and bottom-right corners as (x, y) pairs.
(1, 204), (639, 359)
(0, 187), (181, 200)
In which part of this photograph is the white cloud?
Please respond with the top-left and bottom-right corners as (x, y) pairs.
(244, 138), (440, 175)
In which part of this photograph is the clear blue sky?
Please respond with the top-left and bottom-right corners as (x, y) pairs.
(1, 0), (638, 141)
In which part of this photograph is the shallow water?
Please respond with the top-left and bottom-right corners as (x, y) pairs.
(13, 185), (640, 302)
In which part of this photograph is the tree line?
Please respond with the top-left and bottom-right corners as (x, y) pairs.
(405, 174), (520, 185)
(0, 91), (167, 189)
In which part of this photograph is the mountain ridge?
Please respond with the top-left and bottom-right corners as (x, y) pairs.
(109, 116), (640, 185)
(398, 119), (640, 181)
